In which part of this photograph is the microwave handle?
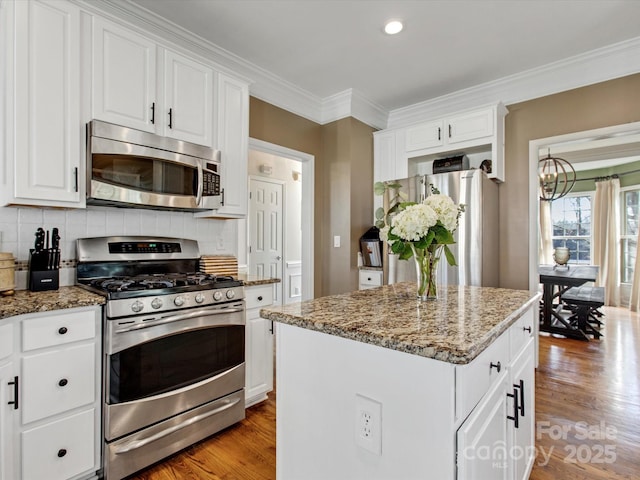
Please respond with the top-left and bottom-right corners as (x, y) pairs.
(196, 161), (204, 206)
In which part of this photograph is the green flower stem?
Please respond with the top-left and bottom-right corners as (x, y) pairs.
(410, 244), (443, 300)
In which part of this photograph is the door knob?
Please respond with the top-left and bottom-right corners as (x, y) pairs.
(276, 256), (282, 260)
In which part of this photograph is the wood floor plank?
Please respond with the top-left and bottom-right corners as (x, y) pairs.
(128, 306), (639, 479)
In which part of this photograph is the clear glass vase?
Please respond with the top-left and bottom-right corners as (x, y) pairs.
(410, 244), (441, 301)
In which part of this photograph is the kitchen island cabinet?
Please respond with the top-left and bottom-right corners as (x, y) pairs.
(261, 283), (539, 480)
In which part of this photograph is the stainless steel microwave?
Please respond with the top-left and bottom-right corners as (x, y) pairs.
(87, 120), (222, 211)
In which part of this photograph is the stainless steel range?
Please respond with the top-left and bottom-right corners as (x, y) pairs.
(76, 236), (245, 480)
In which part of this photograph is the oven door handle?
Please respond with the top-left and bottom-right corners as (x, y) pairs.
(112, 396), (241, 454)
(115, 307), (245, 333)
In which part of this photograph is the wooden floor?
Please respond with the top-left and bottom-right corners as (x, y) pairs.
(130, 306), (639, 480)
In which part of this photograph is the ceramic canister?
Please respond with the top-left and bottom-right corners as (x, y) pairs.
(0, 252), (16, 294)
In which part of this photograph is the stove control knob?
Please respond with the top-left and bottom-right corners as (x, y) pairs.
(195, 293), (205, 304)
(151, 298), (163, 309)
(226, 289), (235, 299)
(131, 301), (144, 313)
(213, 291), (223, 301)
(174, 296), (185, 307)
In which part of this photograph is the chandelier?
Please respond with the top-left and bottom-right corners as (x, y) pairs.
(538, 151), (576, 201)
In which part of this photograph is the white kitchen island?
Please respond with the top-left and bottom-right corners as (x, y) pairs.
(260, 283), (540, 480)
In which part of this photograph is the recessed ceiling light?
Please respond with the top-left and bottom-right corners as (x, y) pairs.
(384, 20), (403, 35)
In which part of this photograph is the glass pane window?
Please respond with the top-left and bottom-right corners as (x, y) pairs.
(621, 189), (640, 283)
(551, 195), (592, 264)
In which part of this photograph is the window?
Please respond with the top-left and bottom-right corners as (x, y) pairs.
(551, 194), (592, 264)
(621, 189), (639, 283)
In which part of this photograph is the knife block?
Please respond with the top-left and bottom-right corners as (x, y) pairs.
(28, 250), (59, 292)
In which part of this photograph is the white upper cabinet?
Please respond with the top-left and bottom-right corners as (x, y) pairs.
(2, 0), (83, 207)
(92, 17), (213, 147)
(92, 17), (157, 133)
(198, 72), (249, 218)
(376, 103), (508, 183)
(163, 50), (214, 146)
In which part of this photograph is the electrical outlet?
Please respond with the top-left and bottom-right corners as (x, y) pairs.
(355, 394), (382, 455)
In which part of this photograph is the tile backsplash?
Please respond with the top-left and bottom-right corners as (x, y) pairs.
(0, 205), (237, 289)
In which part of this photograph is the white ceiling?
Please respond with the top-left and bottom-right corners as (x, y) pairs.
(128, 0), (640, 112)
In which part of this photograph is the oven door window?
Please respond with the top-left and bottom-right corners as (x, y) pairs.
(92, 154), (198, 196)
(109, 325), (244, 404)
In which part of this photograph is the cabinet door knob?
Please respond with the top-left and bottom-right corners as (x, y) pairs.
(57, 449), (67, 458)
(490, 361), (501, 373)
(257, 296), (263, 301)
(58, 327), (68, 335)
(58, 378), (68, 387)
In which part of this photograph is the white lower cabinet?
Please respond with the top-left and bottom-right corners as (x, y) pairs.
(456, 308), (536, 480)
(1, 306), (101, 480)
(21, 409), (95, 480)
(358, 269), (383, 290)
(0, 322), (16, 480)
(245, 284), (275, 407)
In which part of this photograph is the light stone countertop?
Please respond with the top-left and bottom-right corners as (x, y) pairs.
(261, 282), (540, 365)
(0, 286), (105, 320)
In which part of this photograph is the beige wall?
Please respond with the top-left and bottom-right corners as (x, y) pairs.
(501, 73), (640, 289)
(249, 98), (375, 297)
(322, 117), (375, 295)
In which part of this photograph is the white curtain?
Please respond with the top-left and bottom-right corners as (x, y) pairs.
(630, 227), (640, 312)
(592, 178), (620, 306)
(539, 201), (553, 265)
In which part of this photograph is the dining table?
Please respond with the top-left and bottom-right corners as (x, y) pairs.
(539, 264), (599, 340)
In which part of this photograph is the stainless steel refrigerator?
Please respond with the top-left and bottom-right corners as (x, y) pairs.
(386, 169), (499, 287)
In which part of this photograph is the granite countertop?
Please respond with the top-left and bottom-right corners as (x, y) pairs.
(238, 274), (281, 287)
(0, 287), (105, 320)
(261, 282), (540, 365)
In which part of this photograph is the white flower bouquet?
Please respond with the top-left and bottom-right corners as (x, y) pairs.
(375, 182), (464, 299)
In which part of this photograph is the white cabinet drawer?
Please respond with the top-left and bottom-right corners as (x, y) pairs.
(359, 270), (383, 287)
(509, 307), (535, 361)
(21, 408), (95, 480)
(21, 343), (95, 424)
(0, 323), (13, 361)
(245, 285), (274, 310)
(22, 309), (96, 352)
(455, 329), (509, 422)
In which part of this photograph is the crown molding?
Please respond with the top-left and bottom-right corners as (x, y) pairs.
(76, 1), (640, 132)
(78, 0), (388, 128)
(387, 36), (640, 129)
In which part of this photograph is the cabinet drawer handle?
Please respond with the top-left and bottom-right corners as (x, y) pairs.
(523, 326), (532, 333)
(437, 127), (441, 141)
(489, 361), (501, 373)
(58, 378), (68, 387)
(57, 449), (67, 458)
(367, 277), (372, 281)
(515, 379), (525, 417)
(448, 124), (452, 138)
(58, 327), (68, 335)
(257, 296), (263, 301)
(7, 376), (18, 410)
(507, 387), (520, 428)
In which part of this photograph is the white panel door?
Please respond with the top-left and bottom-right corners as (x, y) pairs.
(13, 0), (81, 204)
(163, 50), (213, 146)
(249, 178), (283, 304)
(92, 17), (157, 132)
